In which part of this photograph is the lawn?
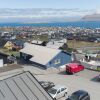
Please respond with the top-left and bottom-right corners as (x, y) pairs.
(67, 40), (100, 50)
(0, 48), (20, 57)
(32, 35), (48, 41)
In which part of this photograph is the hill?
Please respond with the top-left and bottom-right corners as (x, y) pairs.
(82, 14), (100, 21)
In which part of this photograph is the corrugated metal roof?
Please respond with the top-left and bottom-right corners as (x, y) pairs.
(0, 71), (53, 100)
(0, 64), (23, 73)
(20, 43), (61, 65)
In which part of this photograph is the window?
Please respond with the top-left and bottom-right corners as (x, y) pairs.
(61, 88), (66, 92)
(48, 88), (57, 94)
(57, 90), (60, 94)
(49, 61), (52, 65)
(54, 59), (61, 64)
(81, 94), (89, 100)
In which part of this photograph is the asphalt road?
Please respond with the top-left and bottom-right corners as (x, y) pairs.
(35, 69), (100, 100)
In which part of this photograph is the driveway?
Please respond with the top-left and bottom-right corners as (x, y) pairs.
(35, 69), (100, 100)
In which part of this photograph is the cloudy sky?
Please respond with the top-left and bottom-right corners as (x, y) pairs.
(0, 8), (96, 18)
(0, 0), (99, 10)
(0, 0), (99, 22)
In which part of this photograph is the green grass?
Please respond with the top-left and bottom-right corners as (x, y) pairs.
(67, 40), (100, 50)
(0, 48), (20, 57)
(32, 35), (48, 41)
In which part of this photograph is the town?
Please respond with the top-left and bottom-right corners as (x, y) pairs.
(0, 26), (100, 100)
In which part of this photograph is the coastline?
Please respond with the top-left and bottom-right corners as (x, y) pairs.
(0, 21), (100, 28)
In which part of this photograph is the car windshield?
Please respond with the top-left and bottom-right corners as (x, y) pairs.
(69, 94), (79, 100)
(48, 88), (57, 94)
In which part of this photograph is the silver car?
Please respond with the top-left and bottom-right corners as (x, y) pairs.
(48, 85), (68, 100)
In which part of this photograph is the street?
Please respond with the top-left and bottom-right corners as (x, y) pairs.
(35, 69), (100, 100)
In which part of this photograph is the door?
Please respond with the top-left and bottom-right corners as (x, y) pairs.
(77, 65), (81, 72)
(80, 94), (90, 100)
(61, 88), (66, 97)
(56, 89), (61, 99)
(79, 65), (84, 71)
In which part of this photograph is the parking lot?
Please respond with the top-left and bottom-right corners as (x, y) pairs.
(35, 69), (100, 100)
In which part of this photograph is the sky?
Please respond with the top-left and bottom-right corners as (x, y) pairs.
(0, 0), (99, 10)
(0, 0), (100, 22)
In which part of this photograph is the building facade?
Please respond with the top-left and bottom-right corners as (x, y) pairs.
(20, 43), (71, 69)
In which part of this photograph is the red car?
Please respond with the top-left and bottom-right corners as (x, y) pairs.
(66, 63), (84, 74)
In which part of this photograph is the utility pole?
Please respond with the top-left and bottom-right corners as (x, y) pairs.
(73, 34), (76, 51)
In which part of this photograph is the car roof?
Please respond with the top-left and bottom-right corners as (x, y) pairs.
(52, 85), (66, 89)
(67, 63), (81, 68)
(73, 90), (88, 96)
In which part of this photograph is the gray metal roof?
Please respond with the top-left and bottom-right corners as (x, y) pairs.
(46, 39), (66, 49)
(20, 43), (61, 65)
(0, 64), (23, 73)
(0, 71), (53, 100)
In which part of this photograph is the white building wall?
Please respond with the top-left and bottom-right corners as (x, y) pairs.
(0, 59), (3, 67)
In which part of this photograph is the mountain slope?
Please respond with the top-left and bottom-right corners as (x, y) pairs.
(82, 14), (100, 21)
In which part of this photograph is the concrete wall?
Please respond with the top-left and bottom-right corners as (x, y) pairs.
(0, 59), (3, 67)
(0, 53), (8, 64)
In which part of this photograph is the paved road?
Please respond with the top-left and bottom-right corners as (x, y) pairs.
(35, 69), (100, 100)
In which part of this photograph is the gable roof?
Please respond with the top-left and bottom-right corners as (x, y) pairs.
(46, 39), (66, 49)
(20, 43), (61, 65)
(0, 71), (53, 100)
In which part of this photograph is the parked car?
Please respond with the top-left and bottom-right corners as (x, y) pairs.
(97, 66), (100, 71)
(90, 65), (100, 71)
(39, 81), (55, 91)
(98, 74), (100, 81)
(7, 55), (16, 64)
(66, 90), (90, 100)
(48, 85), (68, 100)
(66, 63), (84, 74)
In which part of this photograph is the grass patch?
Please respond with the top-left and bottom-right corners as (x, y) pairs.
(0, 48), (20, 57)
(32, 35), (48, 41)
(67, 40), (100, 50)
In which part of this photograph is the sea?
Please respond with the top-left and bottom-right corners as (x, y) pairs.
(0, 21), (100, 28)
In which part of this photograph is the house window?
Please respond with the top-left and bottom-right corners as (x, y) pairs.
(54, 59), (60, 64)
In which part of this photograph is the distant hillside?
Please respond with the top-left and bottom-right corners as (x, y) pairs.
(82, 14), (100, 21)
